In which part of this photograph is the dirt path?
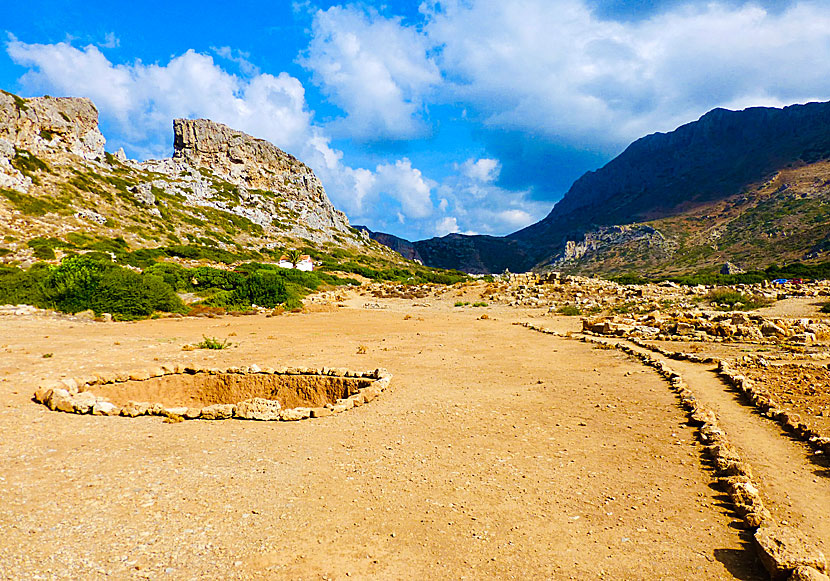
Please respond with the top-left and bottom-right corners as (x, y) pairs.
(0, 306), (766, 579)
(603, 336), (830, 554)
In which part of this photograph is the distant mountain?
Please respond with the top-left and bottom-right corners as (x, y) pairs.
(371, 100), (830, 274)
(354, 226), (423, 263)
(512, 101), (830, 249)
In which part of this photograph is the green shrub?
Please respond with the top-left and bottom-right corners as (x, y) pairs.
(0, 264), (49, 306)
(0, 188), (67, 215)
(195, 336), (232, 350)
(163, 244), (242, 263)
(230, 270), (288, 308)
(144, 262), (191, 291)
(27, 237), (74, 260)
(556, 305), (582, 316)
(705, 289), (772, 311)
(39, 255), (184, 319)
(11, 149), (50, 177)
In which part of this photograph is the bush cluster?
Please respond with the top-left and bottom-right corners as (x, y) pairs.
(0, 256), (184, 320)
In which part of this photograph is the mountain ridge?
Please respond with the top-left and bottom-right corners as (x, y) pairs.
(372, 100), (830, 274)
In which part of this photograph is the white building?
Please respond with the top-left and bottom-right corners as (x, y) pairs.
(278, 255), (314, 271)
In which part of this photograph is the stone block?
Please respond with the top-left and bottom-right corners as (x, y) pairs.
(235, 398), (282, 421)
(200, 404), (235, 420)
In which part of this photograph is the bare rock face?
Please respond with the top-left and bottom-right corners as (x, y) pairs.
(172, 118), (351, 235)
(0, 91), (105, 162)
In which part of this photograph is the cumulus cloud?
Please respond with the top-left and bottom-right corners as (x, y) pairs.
(434, 216), (459, 236)
(422, 0), (830, 144)
(299, 5), (441, 140)
(7, 41), (312, 159)
(459, 158), (500, 183)
(434, 158), (550, 236)
(373, 159), (434, 219)
(212, 46), (260, 76)
(299, 0), (830, 147)
(100, 32), (120, 49)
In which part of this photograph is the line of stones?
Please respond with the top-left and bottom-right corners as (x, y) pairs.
(33, 365), (392, 422)
(614, 335), (830, 457)
(518, 322), (828, 581)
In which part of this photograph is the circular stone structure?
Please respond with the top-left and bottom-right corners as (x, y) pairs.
(33, 365), (392, 421)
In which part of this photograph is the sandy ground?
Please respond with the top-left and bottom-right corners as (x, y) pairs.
(0, 294), (767, 580)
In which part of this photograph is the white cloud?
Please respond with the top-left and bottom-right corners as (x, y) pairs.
(100, 33), (120, 49)
(373, 159), (435, 219)
(433, 158), (550, 236)
(434, 216), (459, 236)
(212, 46), (260, 76)
(459, 158), (500, 183)
(300, 5), (441, 140)
(422, 0), (830, 144)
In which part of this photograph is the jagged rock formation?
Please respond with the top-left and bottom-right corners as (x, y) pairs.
(172, 119), (352, 236)
(0, 90), (384, 265)
(0, 91), (105, 193)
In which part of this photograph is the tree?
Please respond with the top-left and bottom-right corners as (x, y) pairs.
(284, 248), (303, 268)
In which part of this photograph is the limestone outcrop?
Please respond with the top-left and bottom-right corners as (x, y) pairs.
(172, 118), (352, 235)
(0, 90), (382, 261)
(0, 91), (104, 162)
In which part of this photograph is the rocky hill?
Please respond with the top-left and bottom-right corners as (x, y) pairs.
(353, 226), (424, 263)
(374, 100), (830, 275)
(0, 89), (399, 266)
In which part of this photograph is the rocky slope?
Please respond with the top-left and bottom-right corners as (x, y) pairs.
(0, 90), (394, 265)
(373, 100), (830, 274)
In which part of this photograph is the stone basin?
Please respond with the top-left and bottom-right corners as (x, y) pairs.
(33, 365), (392, 421)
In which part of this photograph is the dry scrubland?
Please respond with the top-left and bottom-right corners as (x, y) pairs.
(2, 277), (830, 579)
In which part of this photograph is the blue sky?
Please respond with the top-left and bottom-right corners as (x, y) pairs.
(2, 0), (827, 241)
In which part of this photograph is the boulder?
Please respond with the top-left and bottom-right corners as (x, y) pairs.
(183, 408), (201, 420)
(70, 391), (98, 414)
(48, 388), (75, 413)
(235, 398), (282, 421)
(755, 524), (827, 580)
(280, 407), (311, 421)
(120, 401), (150, 417)
(721, 262), (745, 275)
(762, 321), (790, 338)
(91, 401), (119, 416)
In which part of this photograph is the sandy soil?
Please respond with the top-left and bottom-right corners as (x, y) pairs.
(0, 294), (767, 579)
